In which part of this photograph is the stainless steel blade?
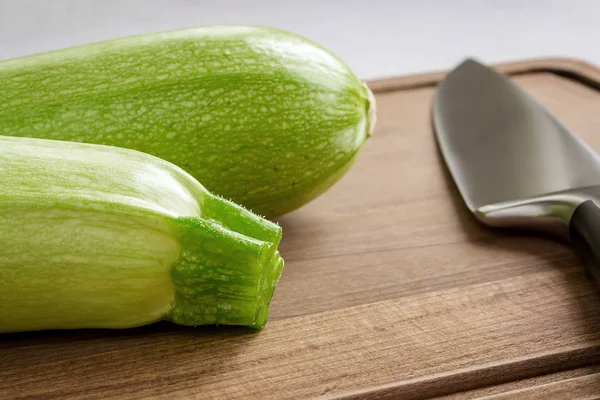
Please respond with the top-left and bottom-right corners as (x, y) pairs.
(433, 59), (600, 237)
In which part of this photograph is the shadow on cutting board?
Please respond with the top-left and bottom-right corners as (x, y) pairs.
(0, 321), (257, 343)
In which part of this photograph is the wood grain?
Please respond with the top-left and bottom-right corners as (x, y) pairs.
(3, 269), (600, 400)
(4, 59), (600, 399)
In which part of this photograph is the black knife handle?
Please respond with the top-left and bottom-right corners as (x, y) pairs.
(570, 200), (600, 286)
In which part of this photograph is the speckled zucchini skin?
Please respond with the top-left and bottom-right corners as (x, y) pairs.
(0, 135), (283, 332)
(0, 25), (375, 218)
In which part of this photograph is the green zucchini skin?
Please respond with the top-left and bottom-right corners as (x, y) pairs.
(0, 25), (375, 218)
(0, 135), (283, 332)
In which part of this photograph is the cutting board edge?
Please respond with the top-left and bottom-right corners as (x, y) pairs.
(365, 57), (600, 94)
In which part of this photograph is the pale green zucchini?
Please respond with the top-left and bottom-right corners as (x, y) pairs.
(0, 135), (284, 333)
(0, 25), (375, 218)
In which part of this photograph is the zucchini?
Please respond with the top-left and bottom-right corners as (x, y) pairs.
(0, 135), (284, 333)
(0, 25), (375, 218)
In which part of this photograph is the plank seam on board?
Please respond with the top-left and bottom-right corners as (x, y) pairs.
(431, 366), (600, 399)
(478, 372), (600, 399)
(323, 343), (600, 400)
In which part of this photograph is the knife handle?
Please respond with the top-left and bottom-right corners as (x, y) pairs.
(570, 200), (600, 286)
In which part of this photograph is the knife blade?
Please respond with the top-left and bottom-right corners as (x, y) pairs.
(433, 58), (600, 285)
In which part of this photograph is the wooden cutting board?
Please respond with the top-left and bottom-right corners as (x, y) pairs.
(3, 58), (600, 400)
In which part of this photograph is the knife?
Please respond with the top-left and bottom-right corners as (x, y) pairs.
(433, 58), (600, 286)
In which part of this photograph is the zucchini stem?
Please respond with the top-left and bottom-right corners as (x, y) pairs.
(166, 194), (284, 329)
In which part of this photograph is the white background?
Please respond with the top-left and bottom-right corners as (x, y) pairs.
(1, 0), (599, 80)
